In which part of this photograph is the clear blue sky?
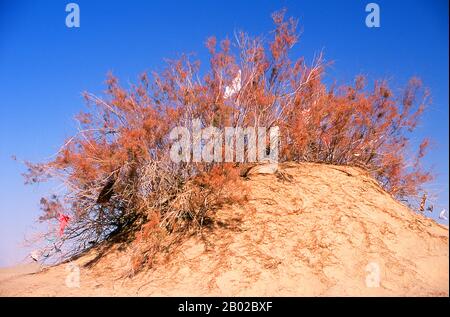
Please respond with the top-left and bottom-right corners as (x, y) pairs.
(0, 0), (448, 267)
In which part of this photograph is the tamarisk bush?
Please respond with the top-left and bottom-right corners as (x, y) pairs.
(24, 10), (431, 263)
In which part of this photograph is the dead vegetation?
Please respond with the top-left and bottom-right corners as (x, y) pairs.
(22, 10), (432, 270)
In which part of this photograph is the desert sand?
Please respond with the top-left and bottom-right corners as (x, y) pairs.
(0, 163), (448, 296)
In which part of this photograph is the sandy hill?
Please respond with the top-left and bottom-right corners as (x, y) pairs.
(0, 163), (448, 296)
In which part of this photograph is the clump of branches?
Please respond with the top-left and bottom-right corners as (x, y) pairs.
(24, 10), (431, 266)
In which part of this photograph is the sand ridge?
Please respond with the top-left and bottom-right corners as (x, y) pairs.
(0, 163), (448, 296)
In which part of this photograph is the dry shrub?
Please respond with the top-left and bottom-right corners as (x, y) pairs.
(24, 10), (431, 266)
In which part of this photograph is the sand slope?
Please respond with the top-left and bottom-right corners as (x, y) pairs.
(0, 163), (448, 296)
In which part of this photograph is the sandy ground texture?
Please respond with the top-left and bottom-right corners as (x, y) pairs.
(0, 162), (448, 296)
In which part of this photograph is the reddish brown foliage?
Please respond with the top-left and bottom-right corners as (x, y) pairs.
(24, 10), (432, 262)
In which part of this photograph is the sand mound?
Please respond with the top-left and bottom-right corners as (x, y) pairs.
(0, 163), (448, 296)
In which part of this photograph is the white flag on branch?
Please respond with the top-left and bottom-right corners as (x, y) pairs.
(224, 70), (241, 99)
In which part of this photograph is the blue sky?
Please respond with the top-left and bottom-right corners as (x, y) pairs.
(0, 0), (448, 267)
